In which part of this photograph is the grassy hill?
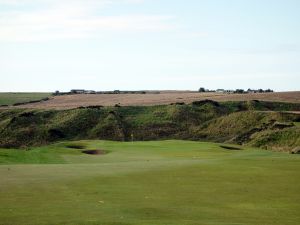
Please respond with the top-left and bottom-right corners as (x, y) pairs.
(0, 140), (299, 225)
(0, 100), (299, 151)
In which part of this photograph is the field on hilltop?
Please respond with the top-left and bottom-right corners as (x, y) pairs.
(2, 91), (300, 109)
(0, 92), (51, 106)
(0, 140), (299, 225)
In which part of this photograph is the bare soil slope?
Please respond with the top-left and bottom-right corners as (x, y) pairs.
(3, 91), (300, 109)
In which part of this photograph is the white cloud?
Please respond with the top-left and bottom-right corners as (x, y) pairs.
(0, 0), (174, 42)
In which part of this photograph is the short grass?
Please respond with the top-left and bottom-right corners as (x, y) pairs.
(0, 140), (299, 225)
(0, 92), (51, 106)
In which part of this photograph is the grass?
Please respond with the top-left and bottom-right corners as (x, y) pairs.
(0, 92), (51, 106)
(0, 140), (299, 225)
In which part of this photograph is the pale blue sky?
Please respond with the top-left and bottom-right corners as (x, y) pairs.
(0, 0), (299, 92)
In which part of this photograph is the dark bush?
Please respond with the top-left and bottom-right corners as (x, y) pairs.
(48, 129), (65, 139)
(192, 100), (220, 107)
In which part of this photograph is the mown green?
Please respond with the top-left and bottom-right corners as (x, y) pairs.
(0, 140), (299, 225)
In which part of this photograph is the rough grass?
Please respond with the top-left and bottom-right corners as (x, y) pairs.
(0, 93), (51, 106)
(199, 111), (268, 140)
(248, 127), (300, 151)
(0, 140), (299, 225)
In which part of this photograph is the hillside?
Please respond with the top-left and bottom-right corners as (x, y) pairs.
(1, 91), (300, 109)
(1, 100), (299, 152)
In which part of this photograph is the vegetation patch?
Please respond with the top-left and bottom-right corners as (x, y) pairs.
(192, 99), (220, 107)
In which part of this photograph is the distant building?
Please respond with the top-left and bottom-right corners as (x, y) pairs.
(216, 89), (234, 94)
(247, 89), (256, 93)
(247, 88), (274, 93)
(85, 90), (96, 94)
(216, 89), (225, 93)
(71, 89), (85, 94)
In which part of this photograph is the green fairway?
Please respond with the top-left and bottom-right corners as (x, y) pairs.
(0, 92), (51, 106)
(0, 140), (299, 225)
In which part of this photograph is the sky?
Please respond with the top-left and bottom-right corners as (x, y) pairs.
(0, 0), (300, 92)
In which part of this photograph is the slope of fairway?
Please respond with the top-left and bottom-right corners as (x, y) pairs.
(0, 140), (299, 225)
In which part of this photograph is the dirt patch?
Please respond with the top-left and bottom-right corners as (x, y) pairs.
(170, 102), (185, 105)
(220, 145), (242, 150)
(81, 150), (107, 155)
(291, 147), (300, 154)
(66, 144), (86, 149)
(271, 122), (294, 130)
